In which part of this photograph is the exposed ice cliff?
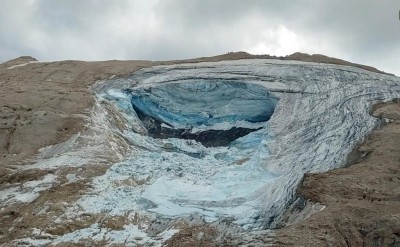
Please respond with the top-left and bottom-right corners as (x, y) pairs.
(88, 59), (400, 230)
(128, 81), (278, 146)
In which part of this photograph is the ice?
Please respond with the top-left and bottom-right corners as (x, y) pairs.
(190, 120), (266, 133)
(66, 173), (77, 183)
(128, 81), (278, 130)
(92, 59), (400, 229)
(52, 223), (177, 246)
(0, 174), (57, 204)
(11, 238), (52, 246)
(24, 174), (56, 188)
(0, 187), (18, 201)
(14, 193), (39, 203)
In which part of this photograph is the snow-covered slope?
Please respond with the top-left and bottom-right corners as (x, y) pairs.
(90, 59), (400, 230)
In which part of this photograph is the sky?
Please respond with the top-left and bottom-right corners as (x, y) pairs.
(1, 0), (399, 75)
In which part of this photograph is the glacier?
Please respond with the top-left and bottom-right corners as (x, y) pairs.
(86, 59), (400, 230)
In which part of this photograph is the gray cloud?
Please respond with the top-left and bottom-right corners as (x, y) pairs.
(0, 0), (399, 75)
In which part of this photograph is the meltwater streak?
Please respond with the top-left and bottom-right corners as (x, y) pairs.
(91, 59), (400, 229)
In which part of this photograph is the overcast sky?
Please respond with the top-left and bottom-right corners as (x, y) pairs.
(1, 0), (399, 75)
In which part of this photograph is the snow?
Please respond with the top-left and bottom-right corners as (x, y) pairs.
(0, 174), (57, 204)
(0, 187), (18, 201)
(14, 193), (39, 203)
(52, 223), (178, 246)
(6, 61), (38, 69)
(66, 173), (77, 183)
(11, 238), (52, 246)
(24, 174), (56, 188)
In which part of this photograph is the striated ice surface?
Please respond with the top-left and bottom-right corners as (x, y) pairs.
(88, 59), (400, 229)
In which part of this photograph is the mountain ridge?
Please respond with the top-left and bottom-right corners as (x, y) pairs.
(2, 51), (391, 75)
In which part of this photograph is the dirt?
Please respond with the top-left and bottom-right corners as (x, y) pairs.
(165, 225), (218, 247)
(0, 52), (397, 246)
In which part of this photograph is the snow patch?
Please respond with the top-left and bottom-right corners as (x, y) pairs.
(0, 174), (57, 204)
(6, 61), (38, 69)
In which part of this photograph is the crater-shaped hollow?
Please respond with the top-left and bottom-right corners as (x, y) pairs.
(127, 81), (278, 146)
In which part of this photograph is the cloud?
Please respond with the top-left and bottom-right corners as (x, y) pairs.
(0, 0), (399, 75)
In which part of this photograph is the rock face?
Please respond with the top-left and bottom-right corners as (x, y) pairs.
(1, 53), (400, 246)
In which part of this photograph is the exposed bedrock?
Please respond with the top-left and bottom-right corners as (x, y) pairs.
(93, 59), (400, 230)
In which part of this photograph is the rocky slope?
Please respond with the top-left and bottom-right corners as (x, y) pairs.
(0, 52), (399, 246)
